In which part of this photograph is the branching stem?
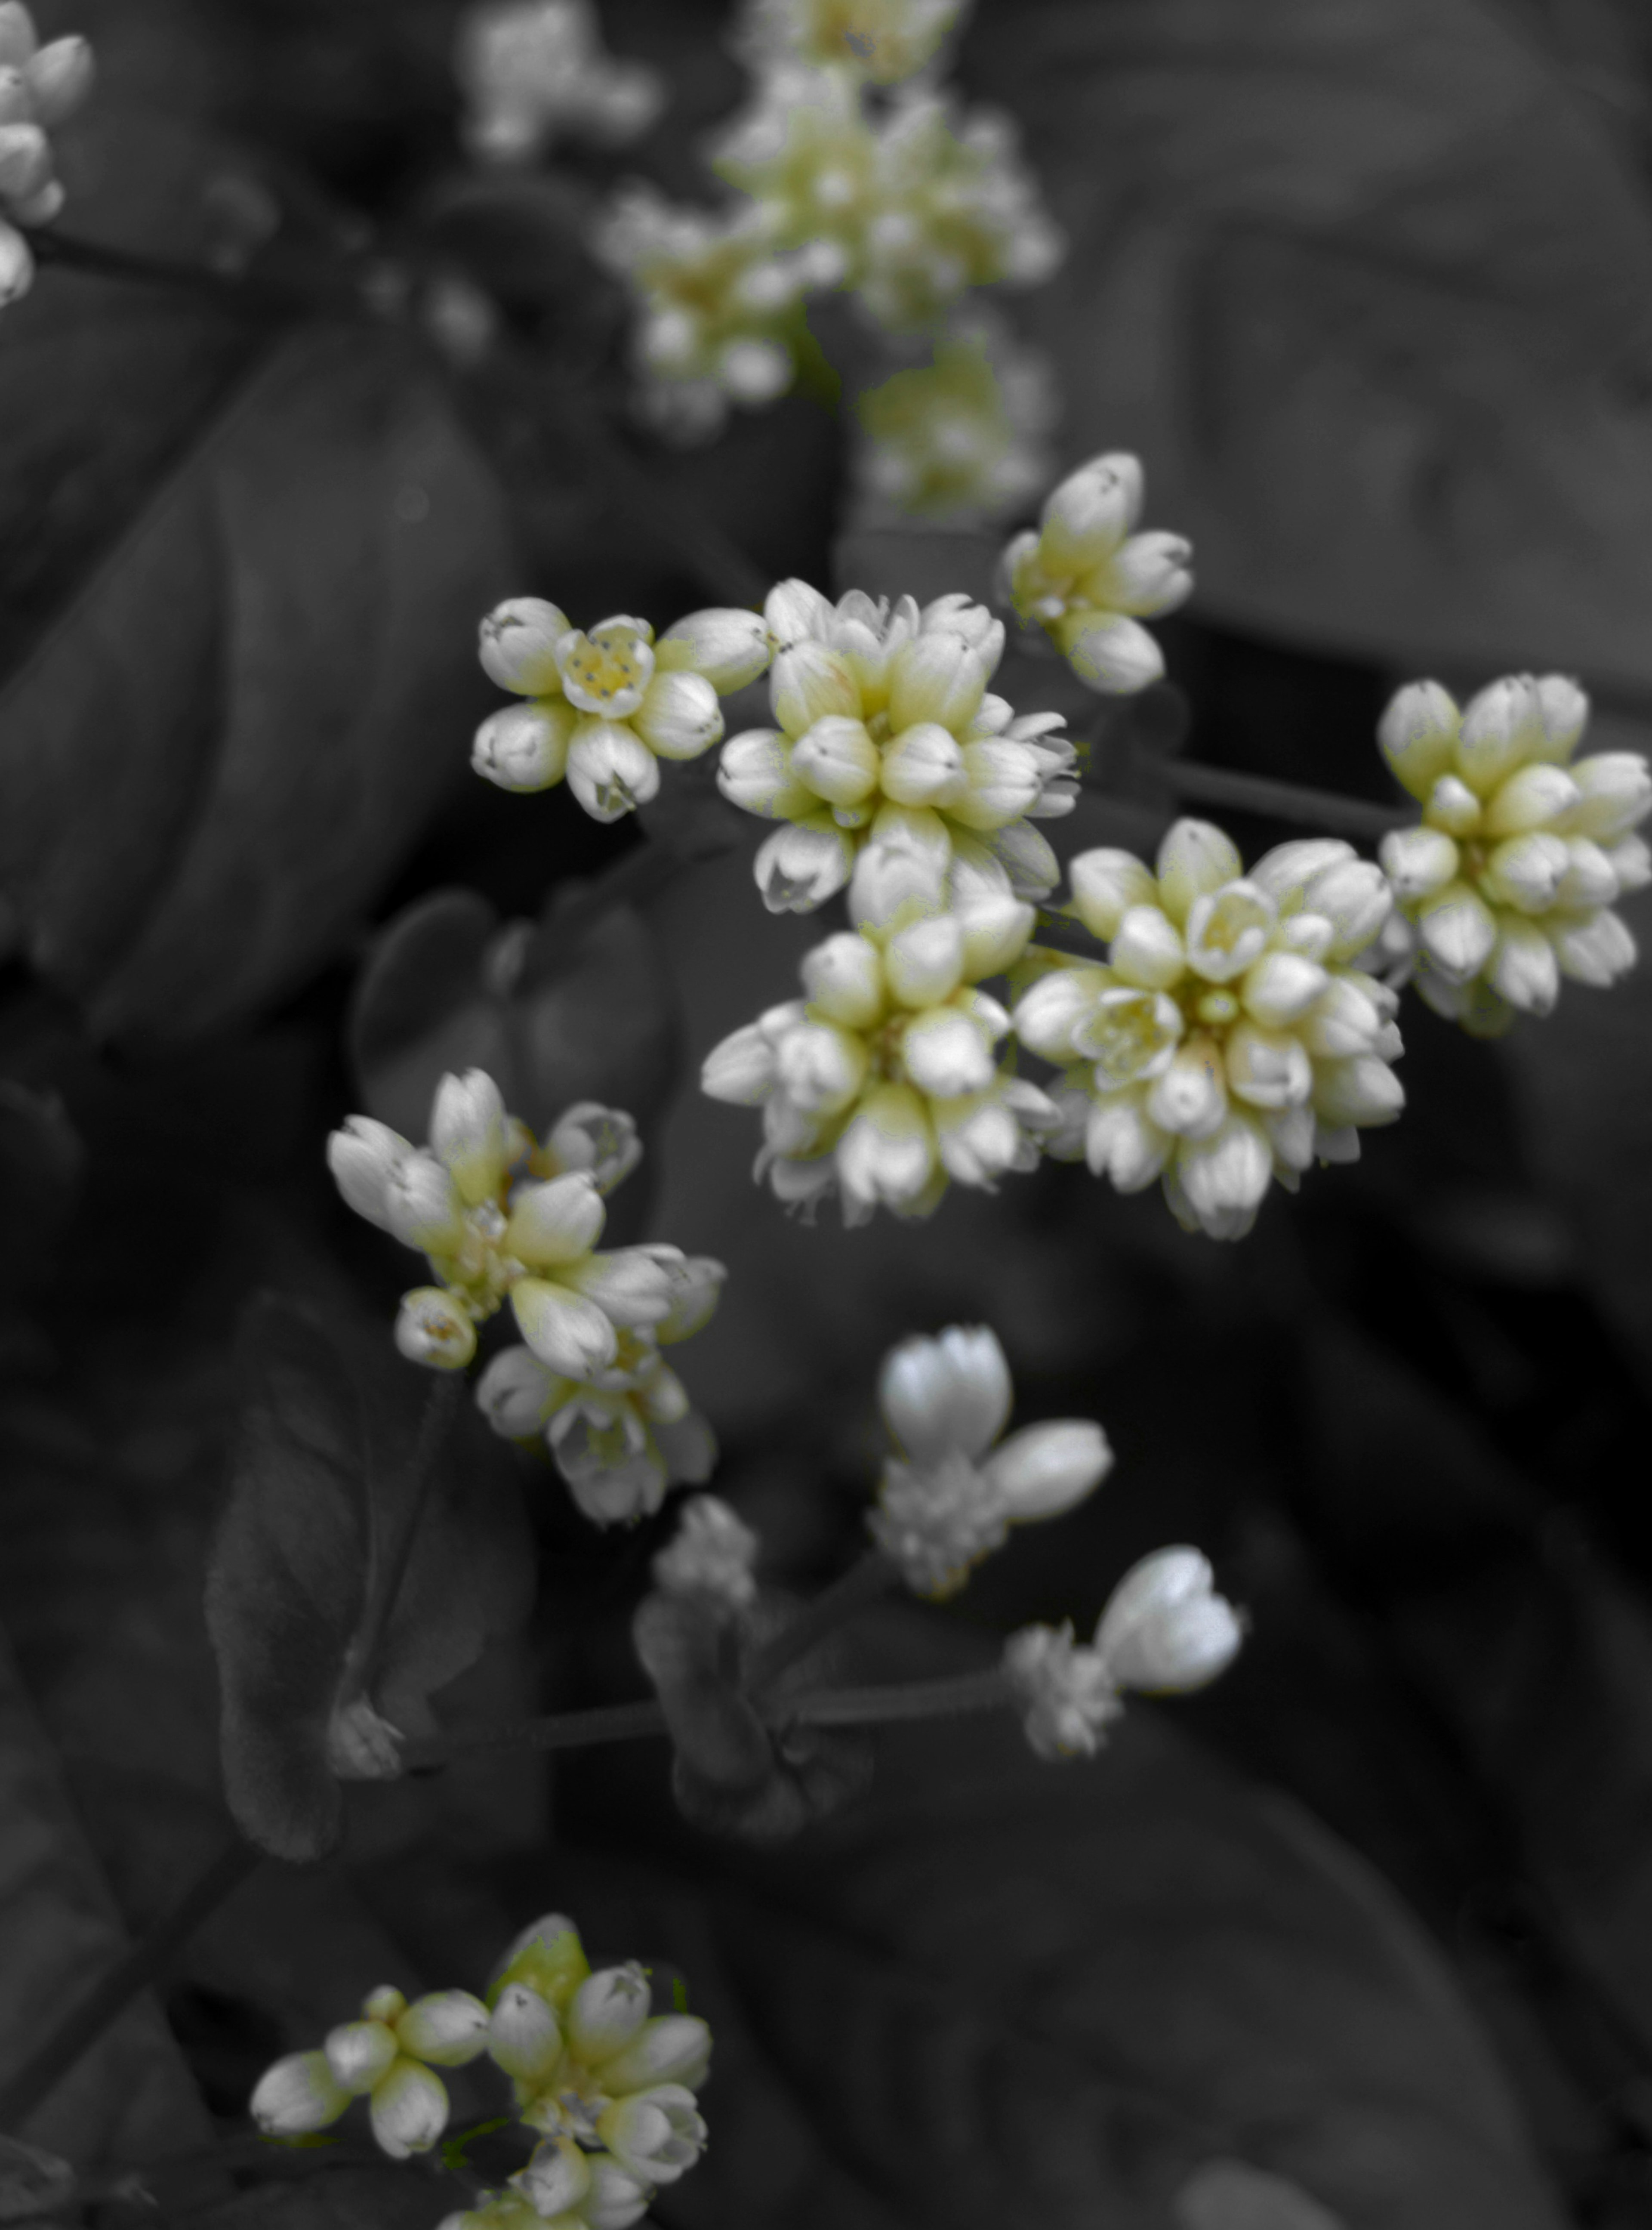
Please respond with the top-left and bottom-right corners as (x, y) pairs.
(781, 1667), (1014, 1727)
(405, 1697), (668, 1765)
(743, 1551), (899, 1694)
(1146, 757), (1409, 838)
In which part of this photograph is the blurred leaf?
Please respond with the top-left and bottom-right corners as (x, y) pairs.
(564, 1619), (1564, 2230)
(1175, 2160), (1347, 2229)
(348, 886), (680, 1144)
(0, 319), (510, 1041)
(188, 2162), (440, 2228)
(0, 1623), (213, 2169)
(205, 1296), (533, 1861)
(983, 0), (1652, 690)
(0, 1083), (83, 1283)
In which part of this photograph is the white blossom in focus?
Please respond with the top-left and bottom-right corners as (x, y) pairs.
(252, 1984), (489, 2159)
(719, 577), (1076, 913)
(852, 309), (1056, 525)
(1005, 1545), (1242, 1760)
(456, 0), (663, 163)
(701, 856), (1058, 1223)
(473, 595), (772, 822)
(0, 4), (95, 306)
(1375, 674), (1651, 1035)
(999, 451), (1192, 694)
(327, 1077), (687, 1381)
(868, 1323), (1112, 1597)
(1015, 820), (1405, 1240)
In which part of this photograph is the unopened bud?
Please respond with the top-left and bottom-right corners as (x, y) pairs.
(395, 1288), (477, 1371)
(396, 1991), (491, 2067)
(24, 34), (93, 127)
(567, 1963), (653, 2064)
(1095, 1546), (1243, 1693)
(659, 606), (771, 693)
(368, 2058), (449, 2159)
(250, 2050), (351, 2136)
(488, 1981), (564, 2082)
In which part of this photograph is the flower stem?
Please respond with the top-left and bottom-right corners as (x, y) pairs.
(1145, 757), (1408, 839)
(404, 1697), (667, 1765)
(782, 1666), (1014, 1727)
(0, 1837), (261, 2132)
(743, 1551), (900, 1695)
(32, 226), (342, 315)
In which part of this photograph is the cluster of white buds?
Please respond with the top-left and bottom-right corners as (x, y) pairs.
(869, 1324), (1111, 1596)
(455, 0), (662, 164)
(703, 849), (1057, 1223)
(651, 1493), (761, 1609)
(251, 1984), (491, 2159)
(1005, 1547), (1244, 1759)
(1016, 822), (1404, 1241)
(475, 1257), (725, 1526)
(731, 0), (969, 86)
(1376, 674), (1651, 1035)
(0, 5), (93, 306)
(327, 1075), (699, 1384)
(708, 65), (1060, 335)
(442, 1914), (712, 2230)
(851, 307), (1056, 525)
(998, 452), (1193, 695)
(593, 189), (840, 440)
(472, 597), (773, 823)
(718, 577), (1076, 914)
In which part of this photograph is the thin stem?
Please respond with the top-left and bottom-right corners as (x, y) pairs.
(352, 1373), (462, 1699)
(32, 227), (336, 315)
(405, 1697), (667, 1766)
(1146, 757), (1409, 839)
(0, 1838), (261, 2131)
(743, 1551), (899, 1694)
(782, 1667), (1014, 1727)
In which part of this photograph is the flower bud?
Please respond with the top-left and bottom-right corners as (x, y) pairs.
(1224, 1022), (1312, 1109)
(1147, 1036), (1227, 1140)
(430, 1068), (507, 1205)
(507, 1171), (606, 1268)
(564, 1244), (680, 1327)
(1377, 680), (1459, 801)
(382, 1152), (463, 1251)
(476, 1345), (555, 1439)
(700, 1019), (780, 1103)
(324, 2019), (399, 2095)
(1532, 673), (1589, 762)
(472, 700), (573, 792)
(1553, 838), (1617, 910)
(1095, 1545), (1244, 1693)
(0, 121), (48, 201)
(512, 2135), (592, 2218)
(847, 840), (945, 934)
(900, 1005), (996, 1097)
(921, 592), (1005, 663)
(1566, 751), (1652, 842)
(545, 1102), (641, 1192)
(24, 34), (92, 126)
(1156, 820), (1244, 926)
(776, 1017), (867, 1112)
(634, 669), (723, 760)
(1480, 831), (1569, 912)
(1184, 883), (1274, 982)
(753, 818), (854, 912)
(955, 893), (1034, 977)
(1311, 1053), (1405, 1127)
(251, 2050), (351, 2136)
(1039, 452), (1141, 568)
(986, 1418), (1112, 1520)
(567, 720), (661, 821)
(1055, 610), (1163, 693)
(1457, 675), (1542, 794)
(1300, 857), (1391, 960)
(883, 913), (965, 1007)
(718, 726), (809, 818)
(0, 8), (32, 71)
(1482, 759), (1580, 837)
(369, 2058), (449, 2159)
(597, 2014), (712, 2095)
(327, 1115), (413, 1229)
(1069, 847), (1156, 939)
(772, 641), (860, 735)
(764, 577), (834, 651)
(888, 632), (987, 733)
(801, 930), (885, 1029)
(836, 1082), (936, 1211)
(511, 1279), (617, 1378)
(791, 713), (881, 805)
(478, 596), (570, 694)
(660, 605), (771, 692)
(598, 2085), (708, 2184)
(950, 739), (1043, 830)
(488, 1981), (564, 2082)
(567, 1963), (653, 2064)
(579, 2151), (656, 2230)
(1424, 772), (1482, 835)
(492, 1912), (589, 2007)
(1238, 951), (1329, 1029)
(0, 215), (31, 302)
(1110, 905), (1186, 991)
(654, 1253), (727, 1344)
(395, 1287), (477, 1371)
(880, 1324), (1012, 1466)
(396, 1991), (491, 2067)
(1552, 907), (1637, 986)
(1488, 918), (1560, 1015)
(1108, 530), (1194, 616)
(1416, 883), (1497, 980)
(1378, 825), (1458, 902)
(879, 720), (968, 807)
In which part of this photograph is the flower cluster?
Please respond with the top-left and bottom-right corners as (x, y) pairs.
(456, 0), (662, 163)
(852, 308), (1055, 525)
(998, 451), (1193, 695)
(1005, 1547), (1244, 1759)
(718, 578), (1075, 913)
(652, 1493), (761, 1609)
(475, 1264), (724, 1528)
(702, 851), (1056, 1223)
(252, 1916), (712, 2230)
(732, 0), (969, 86)
(1015, 821), (1404, 1241)
(593, 189), (837, 440)
(869, 1325), (1111, 1596)
(709, 66), (1060, 334)
(328, 1073), (706, 1375)
(0, 5), (93, 306)
(472, 598), (773, 824)
(1376, 674), (1651, 1035)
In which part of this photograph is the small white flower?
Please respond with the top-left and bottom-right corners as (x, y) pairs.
(456, 0), (662, 162)
(1096, 1546), (1245, 1693)
(652, 1494), (760, 1607)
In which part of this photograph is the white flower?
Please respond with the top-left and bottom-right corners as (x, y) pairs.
(256, 1984), (488, 2162)
(999, 451), (1192, 695)
(473, 598), (773, 822)
(0, 5), (95, 309)
(652, 1494), (760, 1607)
(1375, 674), (1649, 1034)
(456, 0), (662, 163)
(732, 0), (968, 85)
(703, 870), (1056, 1223)
(867, 1324), (1111, 1597)
(1016, 819), (1405, 1240)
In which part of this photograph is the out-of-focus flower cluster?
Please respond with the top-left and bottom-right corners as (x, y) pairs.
(328, 1075), (724, 1525)
(733, 0), (967, 85)
(1006, 1547), (1244, 1759)
(456, 0), (662, 164)
(0, 4), (93, 306)
(1376, 673), (1652, 1035)
(869, 1325), (1111, 1595)
(473, 597), (773, 823)
(851, 309), (1055, 525)
(252, 1916), (712, 2230)
(1017, 820), (1404, 1241)
(718, 578), (1075, 914)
